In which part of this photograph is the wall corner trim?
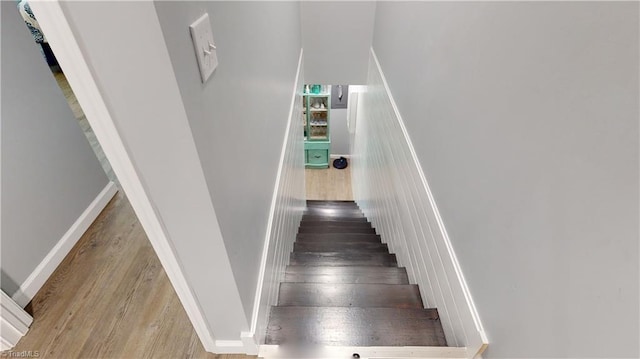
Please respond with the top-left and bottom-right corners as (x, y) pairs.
(240, 331), (258, 355)
(11, 182), (118, 307)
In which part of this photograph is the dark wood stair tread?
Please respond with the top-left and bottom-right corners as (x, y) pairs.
(278, 283), (423, 308)
(304, 207), (363, 213)
(303, 212), (365, 219)
(294, 242), (388, 253)
(265, 307), (446, 346)
(305, 206), (362, 211)
(302, 219), (369, 224)
(290, 252), (397, 266)
(296, 233), (382, 242)
(285, 266), (409, 284)
(298, 226), (376, 234)
(265, 200), (449, 349)
(300, 221), (372, 228)
(306, 205), (361, 209)
(306, 200), (358, 205)
(305, 205), (361, 211)
(301, 215), (368, 222)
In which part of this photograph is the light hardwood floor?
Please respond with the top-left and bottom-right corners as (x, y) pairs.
(53, 71), (83, 120)
(305, 162), (353, 200)
(8, 192), (253, 359)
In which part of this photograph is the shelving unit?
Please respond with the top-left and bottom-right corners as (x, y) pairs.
(303, 89), (330, 168)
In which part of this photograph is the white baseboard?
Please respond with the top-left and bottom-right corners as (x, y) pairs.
(329, 154), (351, 159)
(206, 333), (258, 355)
(213, 340), (246, 354)
(11, 182), (118, 307)
(241, 331), (258, 355)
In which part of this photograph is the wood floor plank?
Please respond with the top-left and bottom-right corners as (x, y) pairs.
(14, 196), (139, 352)
(290, 252), (397, 266)
(305, 167), (353, 201)
(119, 271), (177, 358)
(35, 208), (148, 358)
(265, 307), (446, 346)
(77, 243), (163, 358)
(140, 293), (194, 359)
(278, 283), (423, 308)
(284, 266), (410, 284)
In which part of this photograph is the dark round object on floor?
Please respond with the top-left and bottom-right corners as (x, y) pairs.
(352, 354), (360, 358)
(333, 156), (348, 169)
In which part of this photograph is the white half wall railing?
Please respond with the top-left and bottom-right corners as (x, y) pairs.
(247, 49), (306, 349)
(352, 48), (489, 358)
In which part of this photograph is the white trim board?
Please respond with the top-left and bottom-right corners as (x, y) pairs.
(247, 48), (305, 349)
(213, 340), (245, 354)
(1, 291), (33, 351)
(11, 182), (118, 307)
(350, 48), (488, 358)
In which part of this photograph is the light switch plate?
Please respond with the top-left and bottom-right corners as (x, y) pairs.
(189, 13), (218, 83)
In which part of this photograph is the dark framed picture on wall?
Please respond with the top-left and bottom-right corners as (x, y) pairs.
(331, 85), (349, 109)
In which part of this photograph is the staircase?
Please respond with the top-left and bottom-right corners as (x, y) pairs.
(264, 200), (447, 354)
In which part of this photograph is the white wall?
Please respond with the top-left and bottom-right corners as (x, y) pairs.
(1, 1), (109, 296)
(153, 1), (303, 325)
(253, 52), (306, 345)
(352, 51), (487, 357)
(301, 1), (375, 84)
(370, 2), (639, 358)
(330, 108), (349, 156)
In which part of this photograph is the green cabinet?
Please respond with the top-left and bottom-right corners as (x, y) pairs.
(303, 90), (330, 168)
(305, 143), (329, 168)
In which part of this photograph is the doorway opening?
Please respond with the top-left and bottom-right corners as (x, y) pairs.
(303, 83), (361, 201)
(16, 0), (118, 186)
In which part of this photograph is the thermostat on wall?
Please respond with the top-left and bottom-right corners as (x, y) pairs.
(189, 13), (218, 83)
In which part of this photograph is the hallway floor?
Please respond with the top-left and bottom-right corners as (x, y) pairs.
(305, 163), (353, 200)
(10, 192), (252, 359)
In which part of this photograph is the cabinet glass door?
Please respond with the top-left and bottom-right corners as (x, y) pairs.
(307, 95), (329, 141)
(302, 95), (308, 139)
